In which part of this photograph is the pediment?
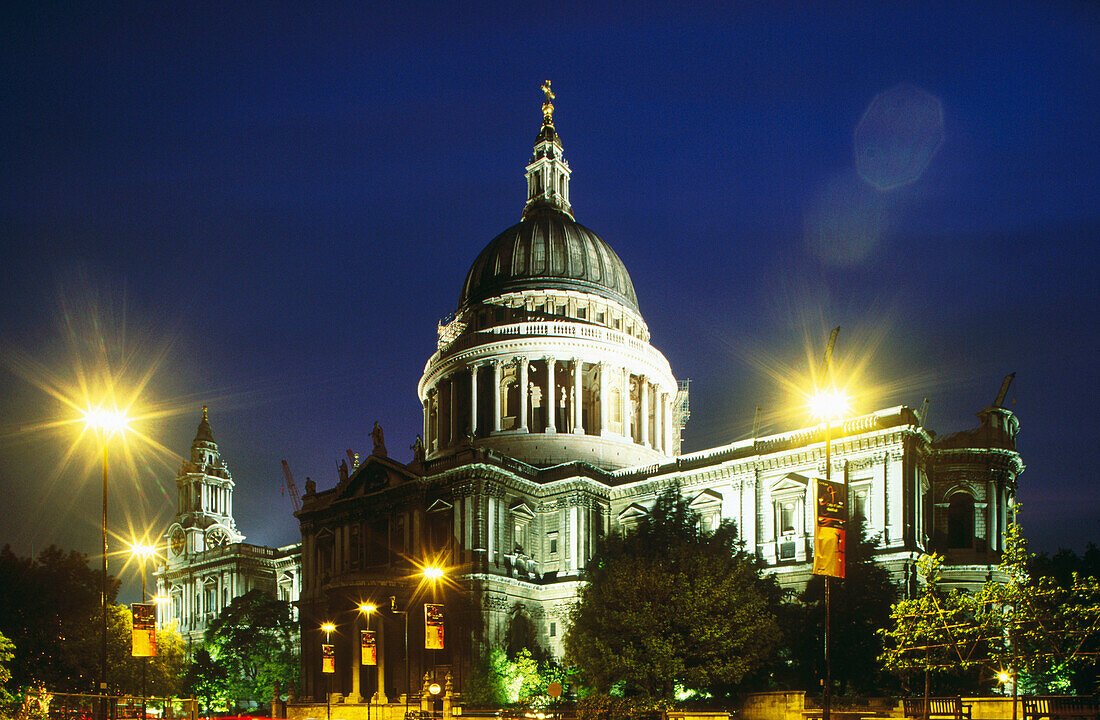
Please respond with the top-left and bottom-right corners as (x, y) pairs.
(771, 472), (810, 494)
(689, 489), (723, 508)
(427, 498), (454, 513)
(617, 502), (650, 521)
(509, 501), (535, 520)
(334, 453), (421, 499)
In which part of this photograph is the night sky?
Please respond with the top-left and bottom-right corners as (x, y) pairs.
(1, 2), (1097, 604)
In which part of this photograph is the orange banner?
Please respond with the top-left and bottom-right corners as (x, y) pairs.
(322, 643), (335, 673)
(812, 478), (847, 578)
(361, 630), (377, 666)
(131, 603), (156, 657)
(425, 603), (444, 650)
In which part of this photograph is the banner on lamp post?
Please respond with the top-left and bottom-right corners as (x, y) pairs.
(361, 630), (377, 666)
(425, 603), (444, 650)
(131, 602), (157, 657)
(321, 643), (335, 674)
(812, 478), (847, 579)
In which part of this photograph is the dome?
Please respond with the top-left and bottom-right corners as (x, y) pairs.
(458, 206), (640, 313)
(193, 406), (216, 445)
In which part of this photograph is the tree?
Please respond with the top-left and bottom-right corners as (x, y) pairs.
(0, 544), (120, 692)
(973, 520), (1100, 695)
(879, 553), (982, 695)
(183, 649), (233, 714)
(880, 512), (1100, 696)
(793, 513), (900, 695)
(198, 589), (298, 708)
(565, 487), (782, 699)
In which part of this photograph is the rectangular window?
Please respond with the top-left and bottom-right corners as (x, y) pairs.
(781, 502), (796, 534)
(577, 307), (587, 319)
(548, 532), (558, 555)
(549, 622), (557, 637)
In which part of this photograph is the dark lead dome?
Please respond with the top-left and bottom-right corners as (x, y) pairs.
(193, 406), (216, 445)
(459, 207), (639, 313)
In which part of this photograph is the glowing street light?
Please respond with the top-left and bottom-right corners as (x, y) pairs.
(83, 404), (130, 711)
(422, 564), (445, 582)
(355, 603), (378, 705)
(321, 621), (336, 720)
(809, 388), (849, 421)
(807, 326), (849, 720)
(129, 540), (157, 718)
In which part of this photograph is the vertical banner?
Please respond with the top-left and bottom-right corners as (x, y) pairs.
(322, 643), (335, 674)
(361, 629), (377, 666)
(424, 603), (444, 650)
(131, 602), (157, 657)
(812, 478), (847, 578)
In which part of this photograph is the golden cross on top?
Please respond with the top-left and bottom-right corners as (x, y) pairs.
(541, 80), (555, 124)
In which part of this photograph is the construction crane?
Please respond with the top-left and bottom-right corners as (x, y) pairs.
(993, 372), (1016, 407)
(819, 326), (840, 383)
(916, 398), (931, 428)
(281, 460), (302, 513)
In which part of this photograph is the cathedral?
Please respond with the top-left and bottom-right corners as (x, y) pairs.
(292, 86), (1023, 703)
(155, 407), (302, 645)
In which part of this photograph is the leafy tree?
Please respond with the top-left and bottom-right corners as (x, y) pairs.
(0, 630), (14, 688)
(972, 520), (1100, 695)
(880, 512), (1100, 696)
(793, 513), (900, 695)
(565, 487), (782, 699)
(879, 553), (982, 695)
(199, 589), (298, 708)
(183, 649), (233, 713)
(0, 544), (120, 692)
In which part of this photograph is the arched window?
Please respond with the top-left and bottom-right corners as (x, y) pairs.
(947, 493), (975, 549)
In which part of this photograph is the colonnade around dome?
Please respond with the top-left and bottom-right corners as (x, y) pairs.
(422, 350), (678, 465)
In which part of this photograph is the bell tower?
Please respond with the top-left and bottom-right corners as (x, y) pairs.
(166, 406), (244, 557)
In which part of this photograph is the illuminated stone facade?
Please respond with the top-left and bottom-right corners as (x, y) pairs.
(295, 89), (1023, 701)
(155, 408), (301, 645)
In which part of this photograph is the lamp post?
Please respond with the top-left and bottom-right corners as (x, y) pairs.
(810, 388), (848, 720)
(83, 406), (129, 719)
(388, 596), (408, 719)
(321, 621), (336, 720)
(131, 541), (156, 719)
(422, 564), (445, 678)
(356, 603), (377, 710)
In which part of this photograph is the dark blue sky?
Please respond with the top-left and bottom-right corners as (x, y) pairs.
(1, 2), (1097, 602)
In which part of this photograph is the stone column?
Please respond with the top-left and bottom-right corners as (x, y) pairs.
(545, 356), (556, 433)
(469, 365), (478, 438)
(491, 360), (502, 433)
(375, 614), (388, 703)
(518, 357), (529, 432)
(449, 375), (459, 445)
(621, 368), (630, 440)
(573, 359), (584, 434)
(598, 363), (609, 436)
(665, 393), (674, 455)
(351, 613), (363, 703)
(640, 377), (650, 447)
(987, 479), (997, 551)
(423, 397), (430, 447)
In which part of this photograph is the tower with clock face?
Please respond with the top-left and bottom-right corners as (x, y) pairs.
(156, 407), (300, 644)
(165, 406), (244, 556)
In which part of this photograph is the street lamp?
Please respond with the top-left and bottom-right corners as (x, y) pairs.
(357, 604), (378, 719)
(130, 541), (156, 718)
(321, 622), (336, 720)
(810, 387), (848, 720)
(388, 596), (409, 719)
(83, 405), (129, 716)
